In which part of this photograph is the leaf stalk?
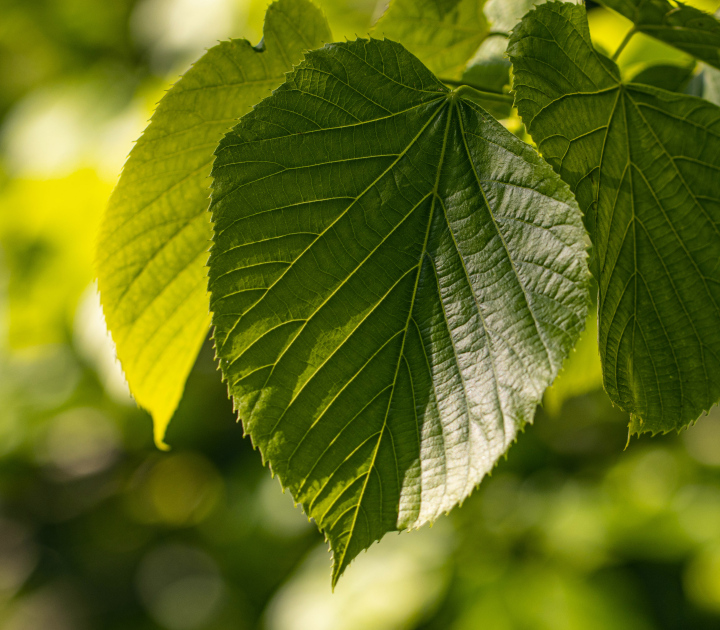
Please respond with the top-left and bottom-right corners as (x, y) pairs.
(449, 84), (514, 104)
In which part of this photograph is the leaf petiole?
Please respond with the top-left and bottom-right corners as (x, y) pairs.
(449, 84), (514, 104)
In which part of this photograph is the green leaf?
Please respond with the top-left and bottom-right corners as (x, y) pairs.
(209, 37), (589, 583)
(508, 2), (720, 433)
(600, 0), (720, 70)
(629, 62), (696, 92)
(459, 0), (582, 118)
(373, 0), (489, 80)
(462, 36), (511, 95)
(460, 37), (514, 118)
(96, 0), (331, 448)
(485, 0), (581, 33)
(457, 0), (530, 103)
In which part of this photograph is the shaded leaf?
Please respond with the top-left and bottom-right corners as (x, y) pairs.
(460, 36), (514, 118)
(629, 62), (696, 92)
(600, 0), (720, 70)
(209, 37), (589, 583)
(96, 0), (331, 447)
(373, 0), (489, 80)
(509, 2), (720, 433)
(459, 0), (582, 118)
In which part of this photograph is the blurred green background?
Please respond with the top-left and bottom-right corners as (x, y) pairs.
(1, 0), (720, 628)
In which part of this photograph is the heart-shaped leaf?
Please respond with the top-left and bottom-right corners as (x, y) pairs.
(209, 37), (589, 583)
(509, 2), (720, 433)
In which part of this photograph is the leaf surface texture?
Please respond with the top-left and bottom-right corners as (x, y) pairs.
(509, 2), (720, 433)
(209, 38), (589, 583)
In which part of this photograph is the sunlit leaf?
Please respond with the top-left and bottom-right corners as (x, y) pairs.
(485, 0), (540, 32)
(600, 0), (720, 69)
(96, 0), (331, 448)
(509, 2), (720, 433)
(460, 37), (514, 118)
(209, 37), (589, 583)
(454, 0), (530, 110)
(462, 36), (511, 95)
(373, 0), (489, 80)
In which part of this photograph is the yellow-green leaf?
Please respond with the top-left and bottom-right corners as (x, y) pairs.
(96, 0), (331, 447)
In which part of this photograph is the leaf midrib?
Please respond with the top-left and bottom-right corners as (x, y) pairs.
(333, 97), (455, 580)
(547, 78), (720, 420)
(228, 97), (448, 416)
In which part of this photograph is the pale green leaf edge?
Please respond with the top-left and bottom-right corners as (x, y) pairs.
(96, 0), (332, 448)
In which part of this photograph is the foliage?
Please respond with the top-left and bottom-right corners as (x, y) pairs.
(508, 2), (720, 434)
(94, 0), (720, 583)
(373, 0), (489, 80)
(209, 37), (588, 582)
(602, 0), (720, 68)
(96, 0), (331, 448)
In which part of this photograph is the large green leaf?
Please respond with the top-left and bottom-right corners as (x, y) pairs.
(209, 37), (589, 583)
(96, 0), (331, 447)
(508, 2), (720, 433)
(373, 0), (489, 80)
(600, 0), (720, 70)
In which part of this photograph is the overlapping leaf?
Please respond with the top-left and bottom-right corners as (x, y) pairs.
(209, 37), (588, 583)
(458, 0), (529, 99)
(509, 2), (720, 433)
(96, 0), (331, 447)
(629, 62), (696, 92)
(373, 0), (489, 80)
(459, 0), (581, 117)
(600, 0), (720, 70)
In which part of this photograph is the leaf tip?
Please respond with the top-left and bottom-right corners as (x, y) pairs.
(153, 425), (171, 452)
(148, 405), (175, 451)
(330, 550), (343, 591)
